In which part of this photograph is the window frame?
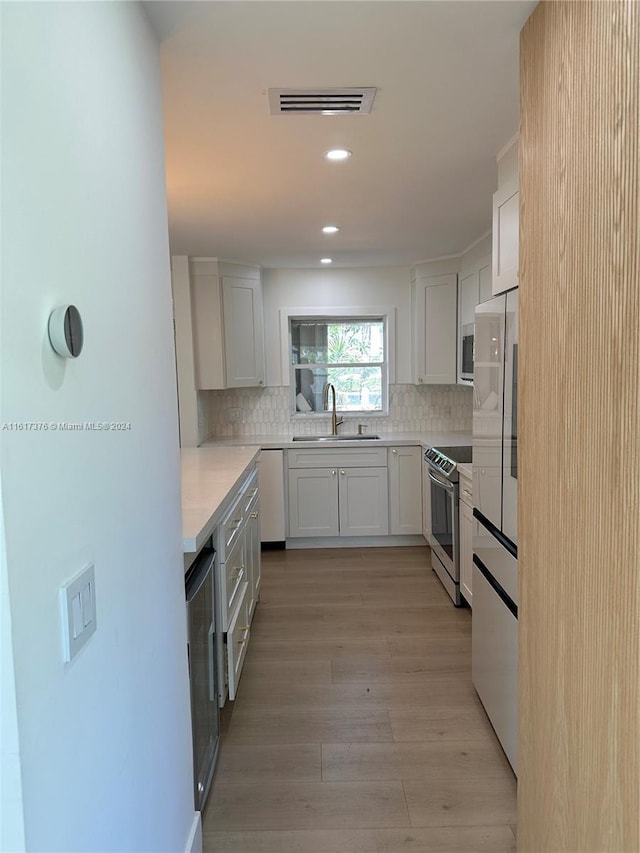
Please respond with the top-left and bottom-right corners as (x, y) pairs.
(280, 306), (396, 418)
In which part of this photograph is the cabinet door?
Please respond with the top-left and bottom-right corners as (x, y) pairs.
(288, 468), (339, 537)
(459, 497), (474, 606)
(258, 449), (285, 542)
(421, 457), (431, 541)
(413, 274), (457, 384)
(492, 185), (519, 296)
(389, 446), (422, 535)
(479, 261), (492, 303)
(222, 276), (265, 387)
(459, 271), (479, 327)
(338, 467), (389, 536)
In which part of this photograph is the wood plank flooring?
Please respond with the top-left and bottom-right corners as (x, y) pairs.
(203, 546), (516, 853)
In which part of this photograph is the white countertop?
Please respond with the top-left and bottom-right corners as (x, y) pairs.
(200, 430), (472, 451)
(181, 445), (260, 556)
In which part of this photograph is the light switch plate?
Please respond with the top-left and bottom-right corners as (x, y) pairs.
(60, 564), (96, 662)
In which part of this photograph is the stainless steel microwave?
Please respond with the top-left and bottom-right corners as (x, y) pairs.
(461, 323), (474, 381)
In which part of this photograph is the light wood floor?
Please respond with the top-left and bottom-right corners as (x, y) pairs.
(203, 546), (517, 853)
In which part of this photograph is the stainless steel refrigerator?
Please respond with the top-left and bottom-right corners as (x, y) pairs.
(472, 288), (518, 773)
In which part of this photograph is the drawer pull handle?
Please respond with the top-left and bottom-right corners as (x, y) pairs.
(463, 488), (472, 497)
(250, 512), (259, 519)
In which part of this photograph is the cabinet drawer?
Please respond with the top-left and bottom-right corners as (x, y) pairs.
(220, 492), (245, 557)
(222, 535), (246, 630)
(287, 447), (388, 469)
(226, 581), (250, 700)
(241, 470), (259, 515)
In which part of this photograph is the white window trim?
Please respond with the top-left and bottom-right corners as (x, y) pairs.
(280, 306), (396, 417)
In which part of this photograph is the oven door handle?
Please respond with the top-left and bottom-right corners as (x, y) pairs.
(428, 470), (455, 493)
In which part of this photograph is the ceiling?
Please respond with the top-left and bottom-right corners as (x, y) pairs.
(145, 1), (536, 269)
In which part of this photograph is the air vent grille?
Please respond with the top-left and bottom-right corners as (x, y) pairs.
(268, 87), (376, 116)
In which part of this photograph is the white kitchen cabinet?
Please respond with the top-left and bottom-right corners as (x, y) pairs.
(338, 467), (389, 536)
(459, 468), (474, 606)
(214, 464), (261, 705)
(221, 276), (265, 387)
(422, 455), (431, 541)
(190, 259), (265, 389)
(288, 466), (389, 538)
(246, 492), (261, 616)
(388, 446), (422, 535)
(492, 136), (519, 296)
(412, 273), (457, 385)
(288, 467), (340, 537)
(479, 260), (492, 303)
(287, 447), (390, 539)
(257, 449), (285, 543)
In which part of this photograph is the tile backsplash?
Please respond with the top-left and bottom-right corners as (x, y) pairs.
(200, 384), (472, 441)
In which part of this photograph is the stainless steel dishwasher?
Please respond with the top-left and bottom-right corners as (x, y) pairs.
(185, 547), (220, 811)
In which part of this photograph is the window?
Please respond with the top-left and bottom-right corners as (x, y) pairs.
(290, 317), (387, 414)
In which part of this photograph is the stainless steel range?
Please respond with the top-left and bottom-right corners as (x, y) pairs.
(424, 445), (472, 606)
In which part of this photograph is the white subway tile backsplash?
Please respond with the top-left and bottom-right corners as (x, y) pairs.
(201, 384), (472, 440)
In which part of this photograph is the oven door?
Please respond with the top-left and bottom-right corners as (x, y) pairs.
(427, 466), (460, 603)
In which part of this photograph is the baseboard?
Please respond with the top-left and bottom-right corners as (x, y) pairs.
(286, 535), (427, 549)
(261, 540), (286, 550)
(184, 812), (202, 853)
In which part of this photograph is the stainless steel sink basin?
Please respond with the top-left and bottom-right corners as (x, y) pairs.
(292, 434), (381, 441)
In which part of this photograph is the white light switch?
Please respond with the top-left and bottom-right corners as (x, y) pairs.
(60, 564), (96, 662)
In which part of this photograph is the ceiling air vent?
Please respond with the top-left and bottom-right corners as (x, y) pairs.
(268, 87), (376, 116)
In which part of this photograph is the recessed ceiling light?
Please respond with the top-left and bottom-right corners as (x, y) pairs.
(325, 148), (352, 161)
(320, 258), (333, 264)
(322, 225), (339, 234)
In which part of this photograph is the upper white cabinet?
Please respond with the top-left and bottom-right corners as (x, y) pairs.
(457, 236), (492, 385)
(222, 276), (265, 387)
(388, 446), (422, 535)
(412, 273), (457, 385)
(190, 259), (265, 389)
(492, 136), (519, 296)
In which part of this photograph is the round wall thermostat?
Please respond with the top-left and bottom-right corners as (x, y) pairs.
(48, 305), (84, 358)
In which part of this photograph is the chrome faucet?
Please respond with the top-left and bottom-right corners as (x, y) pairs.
(323, 383), (343, 435)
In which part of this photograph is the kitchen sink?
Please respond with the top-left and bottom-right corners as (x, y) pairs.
(292, 434), (381, 441)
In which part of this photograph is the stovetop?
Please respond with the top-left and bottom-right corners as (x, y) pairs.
(424, 445), (472, 482)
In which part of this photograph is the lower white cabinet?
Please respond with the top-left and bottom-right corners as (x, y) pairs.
(226, 581), (250, 700)
(215, 464), (261, 705)
(422, 455), (431, 541)
(388, 446), (423, 534)
(257, 449), (285, 543)
(459, 469), (474, 606)
(338, 467), (389, 536)
(288, 466), (389, 538)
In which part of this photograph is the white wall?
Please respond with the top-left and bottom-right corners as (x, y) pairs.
(262, 267), (413, 385)
(1, 4), (195, 851)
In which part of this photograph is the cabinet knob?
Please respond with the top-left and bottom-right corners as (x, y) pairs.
(340, 470), (345, 475)
(250, 512), (259, 519)
(331, 469), (336, 476)
(392, 448), (397, 454)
